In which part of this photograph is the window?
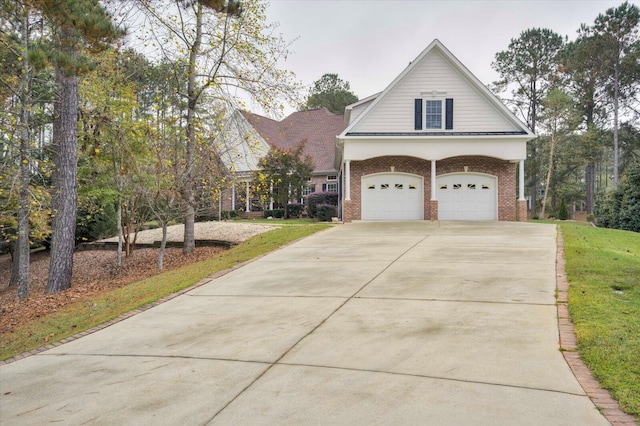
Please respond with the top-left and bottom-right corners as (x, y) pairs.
(467, 184), (476, 189)
(302, 184), (316, 196)
(381, 184), (389, 190)
(367, 184), (376, 190)
(395, 183), (403, 189)
(409, 184), (417, 190)
(327, 183), (338, 192)
(453, 183), (462, 190)
(439, 184), (448, 190)
(425, 100), (442, 129)
(305, 176), (312, 182)
(327, 175), (337, 181)
(414, 98), (453, 130)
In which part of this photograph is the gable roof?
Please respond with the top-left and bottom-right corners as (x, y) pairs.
(241, 108), (347, 173)
(339, 39), (534, 138)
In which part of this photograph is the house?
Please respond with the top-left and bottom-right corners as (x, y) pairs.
(217, 39), (534, 221)
(336, 39), (535, 222)
(215, 108), (347, 214)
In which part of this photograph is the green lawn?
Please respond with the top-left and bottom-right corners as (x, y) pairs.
(0, 222), (332, 361)
(559, 222), (640, 420)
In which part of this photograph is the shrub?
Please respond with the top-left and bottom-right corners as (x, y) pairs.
(317, 204), (337, 222)
(286, 203), (305, 218)
(558, 198), (569, 220)
(306, 191), (338, 218)
(263, 209), (285, 218)
(595, 162), (640, 232)
(221, 210), (238, 220)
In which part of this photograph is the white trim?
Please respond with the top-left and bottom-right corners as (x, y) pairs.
(245, 181), (250, 212)
(343, 138), (527, 162)
(345, 160), (351, 201)
(431, 160), (437, 201)
(519, 160), (525, 201)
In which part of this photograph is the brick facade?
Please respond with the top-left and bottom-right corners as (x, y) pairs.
(343, 155), (519, 222)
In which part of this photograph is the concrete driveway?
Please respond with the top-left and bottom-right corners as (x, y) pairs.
(0, 222), (609, 425)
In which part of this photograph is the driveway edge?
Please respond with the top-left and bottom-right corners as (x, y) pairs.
(0, 247), (277, 366)
(556, 227), (637, 426)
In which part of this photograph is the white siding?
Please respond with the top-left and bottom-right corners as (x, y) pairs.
(351, 50), (519, 134)
(215, 113), (269, 174)
(349, 99), (374, 124)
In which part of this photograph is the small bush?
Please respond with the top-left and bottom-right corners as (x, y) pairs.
(317, 204), (337, 222)
(263, 209), (285, 218)
(306, 192), (339, 218)
(286, 204), (304, 218)
(558, 198), (569, 220)
(221, 210), (238, 220)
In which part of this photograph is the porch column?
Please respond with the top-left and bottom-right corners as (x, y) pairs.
(231, 184), (236, 210)
(519, 160), (525, 200)
(269, 183), (274, 210)
(246, 181), (250, 212)
(430, 160), (438, 221)
(431, 160), (437, 200)
(345, 160), (351, 200)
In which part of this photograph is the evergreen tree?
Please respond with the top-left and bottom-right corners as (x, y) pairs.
(492, 28), (564, 218)
(42, 0), (120, 294)
(304, 73), (358, 114)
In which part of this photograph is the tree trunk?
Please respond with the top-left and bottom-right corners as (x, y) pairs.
(16, 10), (31, 299)
(540, 135), (557, 220)
(585, 162), (595, 215)
(46, 38), (78, 295)
(612, 62), (620, 188)
(116, 198), (123, 269)
(530, 141), (539, 219)
(182, 3), (203, 255)
(17, 142), (31, 299)
(158, 220), (167, 270)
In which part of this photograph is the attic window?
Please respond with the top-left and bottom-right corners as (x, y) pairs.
(414, 98), (454, 130)
(327, 175), (337, 181)
(425, 100), (442, 129)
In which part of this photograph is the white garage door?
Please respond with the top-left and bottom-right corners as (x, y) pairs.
(437, 173), (497, 220)
(362, 173), (423, 220)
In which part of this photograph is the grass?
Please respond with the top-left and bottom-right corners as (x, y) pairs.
(0, 222), (332, 361)
(558, 221), (640, 420)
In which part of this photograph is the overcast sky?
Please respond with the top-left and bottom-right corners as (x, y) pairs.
(264, 0), (625, 114)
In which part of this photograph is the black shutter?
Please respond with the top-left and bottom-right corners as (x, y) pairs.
(414, 99), (422, 130)
(445, 98), (454, 130)
(322, 183), (326, 192)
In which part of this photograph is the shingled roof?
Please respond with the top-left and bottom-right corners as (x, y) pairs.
(239, 108), (347, 173)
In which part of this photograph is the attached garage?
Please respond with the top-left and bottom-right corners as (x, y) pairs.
(362, 173), (423, 220)
(437, 173), (497, 220)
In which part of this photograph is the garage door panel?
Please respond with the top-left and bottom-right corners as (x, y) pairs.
(437, 174), (496, 221)
(362, 174), (423, 220)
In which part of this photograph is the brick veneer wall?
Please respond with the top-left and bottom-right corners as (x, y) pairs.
(343, 155), (518, 222)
